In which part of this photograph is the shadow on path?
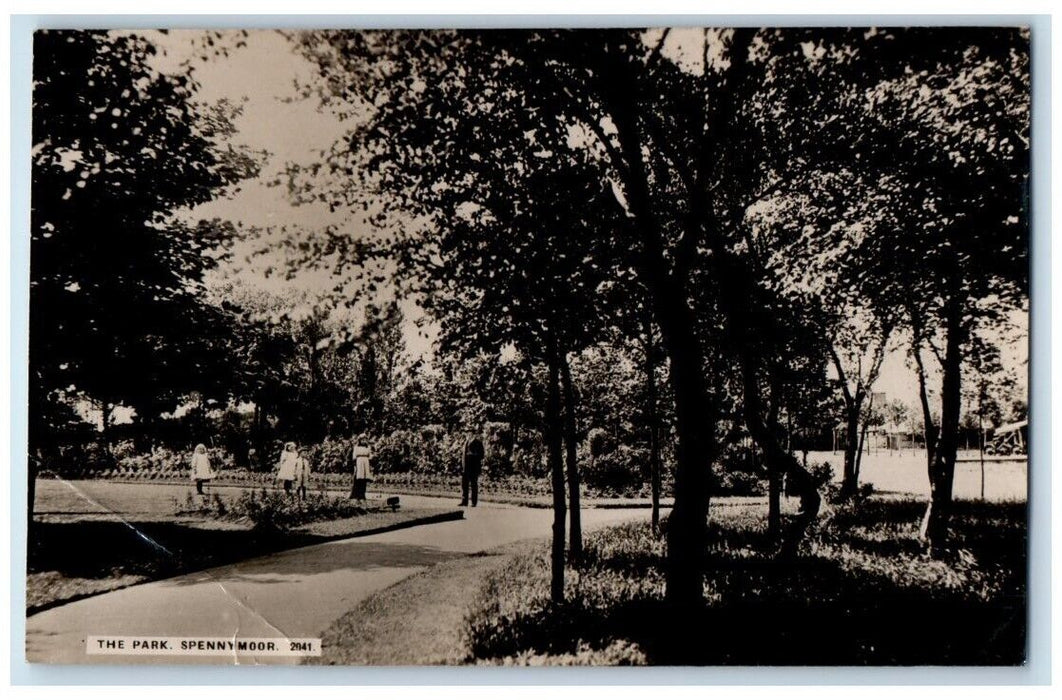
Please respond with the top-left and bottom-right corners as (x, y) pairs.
(166, 540), (464, 587)
(27, 512), (462, 614)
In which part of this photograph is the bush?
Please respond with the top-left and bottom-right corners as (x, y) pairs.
(587, 428), (616, 459)
(181, 488), (370, 531)
(808, 460), (835, 488)
(116, 445), (232, 479)
(306, 436), (355, 474)
(805, 461), (872, 504)
(716, 440), (759, 474)
(483, 422), (514, 476)
(106, 446), (202, 479)
(42, 440), (111, 477)
(372, 430), (421, 473)
(713, 441), (768, 496)
(509, 439), (546, 478)
(580, 445), (646, 496)
(716, 469), (766, 496)
(484, 639), (648, 666)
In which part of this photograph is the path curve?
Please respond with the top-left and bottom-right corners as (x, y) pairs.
(26, 495), (650, 665)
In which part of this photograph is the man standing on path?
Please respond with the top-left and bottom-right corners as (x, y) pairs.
(460, 434), (485, 507)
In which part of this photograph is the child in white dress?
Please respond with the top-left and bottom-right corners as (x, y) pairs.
(276, 442), (298, 495)
(190, 443), (215, 495)
(292, 447), (311, 500)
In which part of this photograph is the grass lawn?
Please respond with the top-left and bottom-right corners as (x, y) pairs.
(28, 480), (461, 614)
(311, 496), (1026, 666)
(308, 545), (533, 665)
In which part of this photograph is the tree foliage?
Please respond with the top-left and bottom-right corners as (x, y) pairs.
(30, 30), (259, 441)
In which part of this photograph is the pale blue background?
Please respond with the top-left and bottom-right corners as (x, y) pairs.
(9, 13), (1052, 685)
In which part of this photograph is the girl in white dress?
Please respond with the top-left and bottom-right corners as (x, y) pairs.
(190, 443), (215, 495)
(276, 442), (298, 495)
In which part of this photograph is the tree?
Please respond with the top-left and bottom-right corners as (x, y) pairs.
(285, 30), (633, 597)
(828, 309), (894, 496)
(352, 301), (407, 435)
(773, 27), (1030, 546)
(30, 30), (257, 518)
(289, 27), (831, 603)
(736, 27), (1028, 537)
(850, 30), (1029, 551)
(286, 26), (1029, 597)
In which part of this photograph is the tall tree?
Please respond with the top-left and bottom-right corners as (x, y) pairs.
(290, 27), (822, 603)
(285, 31), (628, 596)
(286, 25), (1029, 595)
(30, 30), (257, 513)
(851, 30), (1029, 550)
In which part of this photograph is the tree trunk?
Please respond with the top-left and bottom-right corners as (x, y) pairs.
(656, 295), (716, 606)
(560, 349), (582, 563)
(978, 406), (986, 500)
(767, 468), (782, 544)
(601, 100), (714, 609)
(740, 357), (821, 557)
(912, 338), (938, 472)
(840, 396), (861, 496)
(545, 333), (567, 603)
(923, 301), (966, 554)
(766, 377), (783, 543)
(100, 400), (115, 467)
(28, 380), (45, 532)
(252, 401), (262, 469)
(828, 346), (862, 498)
(856, 416), (870, 478)
(643, 311), (662, 533)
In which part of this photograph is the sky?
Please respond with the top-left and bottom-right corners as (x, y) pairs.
(144, 29), (439, 359)
(135, 29), (1028, 425)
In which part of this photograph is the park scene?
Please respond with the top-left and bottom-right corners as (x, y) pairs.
(27, 27), (1028, 666)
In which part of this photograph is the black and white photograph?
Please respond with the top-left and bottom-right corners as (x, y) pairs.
(24, 24), (1031, 667)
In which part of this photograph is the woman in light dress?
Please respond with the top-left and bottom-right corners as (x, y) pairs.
(350, 437), (372, 501)
(190, 443), (215, 495)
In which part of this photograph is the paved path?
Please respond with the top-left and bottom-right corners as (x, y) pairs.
(26, 495), (650, 665)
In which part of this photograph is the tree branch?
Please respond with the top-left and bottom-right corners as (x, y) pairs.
(829, 344), (854, 407)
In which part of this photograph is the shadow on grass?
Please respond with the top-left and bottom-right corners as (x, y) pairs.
(620, 561), (1022, 665)
(29, 520), (319, 583)
(27, 512), (462, 613)
(468, 500), (1026, 665)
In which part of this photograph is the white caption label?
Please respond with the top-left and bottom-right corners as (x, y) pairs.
(86, 636), (321, 657)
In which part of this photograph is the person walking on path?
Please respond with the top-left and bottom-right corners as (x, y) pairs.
(276, 442), (299, 495)
(350, 437), (372, 501)
(460, 434), (485, 507)
(190, 443), (215, 496)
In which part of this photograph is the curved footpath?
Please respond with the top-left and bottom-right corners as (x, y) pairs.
(26, 495), (650, 665)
